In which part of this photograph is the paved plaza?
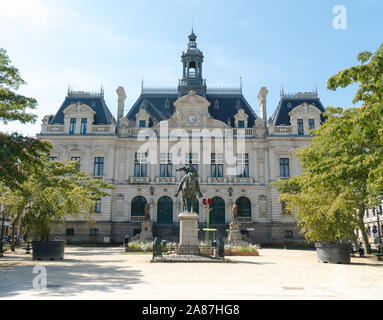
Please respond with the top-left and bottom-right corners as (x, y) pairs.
(0, 246), (382, 300)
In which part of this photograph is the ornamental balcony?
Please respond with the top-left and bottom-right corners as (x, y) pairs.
(130, 177), (150, 184)
(272, 126), (292, 134)
(155, 177), (176, 184)
(233, 177), (254, 185)
(131, 216), (146, 222)
(207, 177), (228, 184)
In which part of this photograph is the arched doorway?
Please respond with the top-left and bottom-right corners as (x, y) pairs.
(131, 196), (147, 218)
(236, 197), (251, 220)
(157, 196), (173, 224)
(210, 197), (225, 225)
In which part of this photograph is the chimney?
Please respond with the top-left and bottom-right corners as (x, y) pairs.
(258, 87), (269, 125)
(116, 86), (127, 123)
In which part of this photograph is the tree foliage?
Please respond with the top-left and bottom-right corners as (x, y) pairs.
(274, 43), (383, 250)
(0, 48), (51, 190)
(2, 160), (113, 241)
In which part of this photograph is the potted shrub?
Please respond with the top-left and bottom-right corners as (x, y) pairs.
(274, 176), (357, 264)
(4, 160), (112, 260)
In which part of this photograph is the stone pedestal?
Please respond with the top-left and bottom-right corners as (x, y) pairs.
(177, 212), (200, 255)
(228, 221), (242, 243)
(140, 221), (153, 241)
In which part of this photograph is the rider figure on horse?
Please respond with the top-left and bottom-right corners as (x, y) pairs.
(174, 160), (203, 199)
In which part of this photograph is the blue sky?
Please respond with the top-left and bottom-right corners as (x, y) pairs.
(1, 0), (382, 136)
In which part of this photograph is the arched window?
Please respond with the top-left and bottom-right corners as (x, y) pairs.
(236, 197), (251, 218)
(188, 61), (196, 77)
(210, 197), (225, 224)
(157, 196), (173, 224)
(131, 196), (147, 217)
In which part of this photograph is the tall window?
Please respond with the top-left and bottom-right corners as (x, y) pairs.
(134, 153), (148, 177)
(308, 119), (315, 131)
(160, 153), (172, 177)
(90, 229), (99, 236)
(71, 157), (81, 169)
(236, 197), (251, 218)
(94, 157), (104, 176)
(70, 118), (76, 134)
(186, 153), (199, 173)
(94, 198), (101, 213)
(131, 196), (147, 217)
(297, 119), (304, 135)
(211, 153), (224, 177)
(49, 156), (57, 162)
(280, 158), (290, 178)
(236, 153), (249, 178)
(81, 118), (87, 134)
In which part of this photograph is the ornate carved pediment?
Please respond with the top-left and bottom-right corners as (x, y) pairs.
(289, 102), (321, 116)
(68, 145), (82, 152)
(234, 108), (248, 121)
(63, 102), (95, 115)
(173, 90), (211, 108)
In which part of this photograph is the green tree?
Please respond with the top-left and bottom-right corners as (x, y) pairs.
(0, 48), (50, 190)
(275, 43), (383, 253)
(2, 160), (113, 245)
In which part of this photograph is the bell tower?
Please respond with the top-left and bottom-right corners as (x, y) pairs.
(178, 30), (206, 97)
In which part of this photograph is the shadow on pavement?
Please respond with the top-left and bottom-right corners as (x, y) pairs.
(0, 249), (143, 298)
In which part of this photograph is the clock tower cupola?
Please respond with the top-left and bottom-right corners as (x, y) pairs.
(178, 30), (206, 97)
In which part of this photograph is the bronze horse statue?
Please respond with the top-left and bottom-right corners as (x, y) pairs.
(175, 163), (203, 213)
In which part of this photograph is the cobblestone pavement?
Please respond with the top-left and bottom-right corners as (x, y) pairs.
(0, 246), (382, 300)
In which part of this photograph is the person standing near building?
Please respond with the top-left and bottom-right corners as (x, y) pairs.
(124, 234), (130, 252)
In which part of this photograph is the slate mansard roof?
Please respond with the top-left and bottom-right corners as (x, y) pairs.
(271, 91), (326, 126)
(126, 88), (258, 128)
(49, 91), (114, 125)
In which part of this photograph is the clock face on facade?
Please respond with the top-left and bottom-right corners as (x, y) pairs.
(188, 114), (197, 123)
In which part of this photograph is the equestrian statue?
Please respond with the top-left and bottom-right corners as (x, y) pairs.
(174, 160), (203, 212)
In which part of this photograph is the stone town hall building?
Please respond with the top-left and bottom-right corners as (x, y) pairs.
(39, 31), (325, 244)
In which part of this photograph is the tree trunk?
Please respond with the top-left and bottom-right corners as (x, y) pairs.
(358, 210), (371, 254)
(10, 224), (16, 252)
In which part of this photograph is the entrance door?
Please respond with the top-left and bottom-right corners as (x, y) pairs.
(210, 197), (225, 225)
(157, 197), (173, 224)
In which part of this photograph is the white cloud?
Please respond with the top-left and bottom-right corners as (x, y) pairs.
(0, 0), (78, 32)
(0, 0), (49, 30)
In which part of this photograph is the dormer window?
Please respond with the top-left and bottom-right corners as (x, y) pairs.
(297, 119), (304, 135)
(81, 118), (87, 134)
(165, 98), (170, 109)
(70, 118), (76, 134)
(309, 119), (315, 131)
(139, 120), (146, 128)
(234, 108), (248, 128)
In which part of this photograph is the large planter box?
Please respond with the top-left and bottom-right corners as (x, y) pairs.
(315, 242), (351, 264)
(32, 240), (66, 261)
